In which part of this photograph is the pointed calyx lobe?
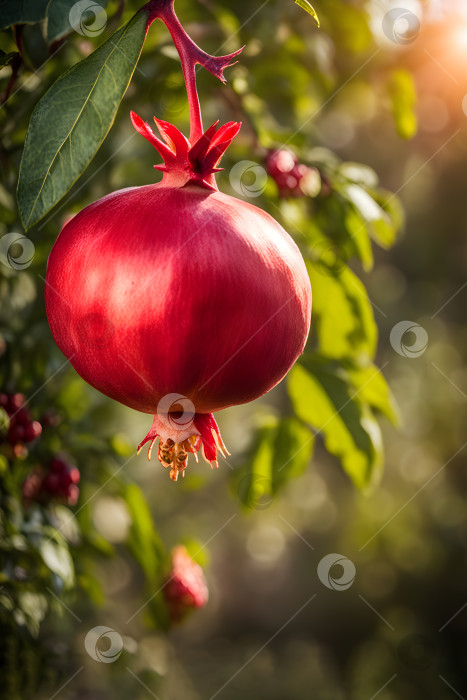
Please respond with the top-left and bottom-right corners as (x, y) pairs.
(131, 113), (241, 189)
(134, 0), (243, 189)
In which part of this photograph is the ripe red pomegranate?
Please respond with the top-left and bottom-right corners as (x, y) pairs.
(45, 0), (312, 481)
(163, 546), (209, 622)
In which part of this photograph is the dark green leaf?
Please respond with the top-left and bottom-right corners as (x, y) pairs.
(0, 0), (49, 30)
(46, 0), (111, 43)
(17, 8), (148, 230)
(235, 416), (313, 508)
(288, 359), (383, 489)
(344, 201), (374, 271)
(271, 417), (314, 491)
(237, 423), (275, 510)
(294, 0), (320, 27)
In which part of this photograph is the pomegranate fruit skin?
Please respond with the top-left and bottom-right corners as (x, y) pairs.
(45, 182), (312, 416)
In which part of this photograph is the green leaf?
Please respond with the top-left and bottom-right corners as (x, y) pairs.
(338, 183), (401, 253)
(288, 359), (383, 489)
(17, 8), (148, 230)
(388, 68), (417, 140)
(346, 362), (399, 425)
(294, 0), (320, 27)
(0, 49), (19, 68)
(46, 0), (111, 43)
(236, 416), (313, 508)
(39, 539), (75, 588)
(344, 202), (374, 271)
(367, 188), (404, 247)
(0, 0), (49, 30)
(307, 261), (377, 361)
(237, 424), (275, 509)
(271, 417), (314, 491)
(124, 483), (165, 581)
(17, 592), (48, 637)
(338, 162), (378, 189)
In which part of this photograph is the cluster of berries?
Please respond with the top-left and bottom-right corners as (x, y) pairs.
(22, 457), (80, 507)
(1, 391), (79, 507)
(163, 546), (209, 623)
(0, 393), (42, 457)
(265, 149), (322, 198)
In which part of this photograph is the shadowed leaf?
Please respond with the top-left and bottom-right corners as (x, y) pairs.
(288, 358), (383, 489)
(0, 0), (49, 30)
(17, 9), (148, 230)
(46, 0), (111, 43)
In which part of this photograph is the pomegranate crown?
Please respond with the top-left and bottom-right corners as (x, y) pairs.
(132, 0), (243, 190)
(131, 113), (241, 190)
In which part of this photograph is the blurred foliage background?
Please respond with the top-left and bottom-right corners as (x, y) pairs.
(0, 0), (466, 698)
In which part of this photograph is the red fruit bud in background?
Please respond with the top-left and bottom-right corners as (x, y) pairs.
(266, 149), (298, 178)
(69, 467), (80, 484)
(22, 469), (44, 502)
(8, 423), (25, 445)
(1, 391), (43, 452)
(163, 546), (209, 623)
(40, 409), (62, 428)
(22, 457), (80, 507)
(50, 457), (69, 474)
(66, 484), (79, 507)
(15, 407), (32, 424)
(266, 149), (321, 198)
(8, 393), (26, 412)
(42, 472), (61, 495)
(23, 421), (42, 443)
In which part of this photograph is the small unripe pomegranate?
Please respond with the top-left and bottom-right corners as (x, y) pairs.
(45, 0), (312, 481)
(163, 546), (209, 622)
